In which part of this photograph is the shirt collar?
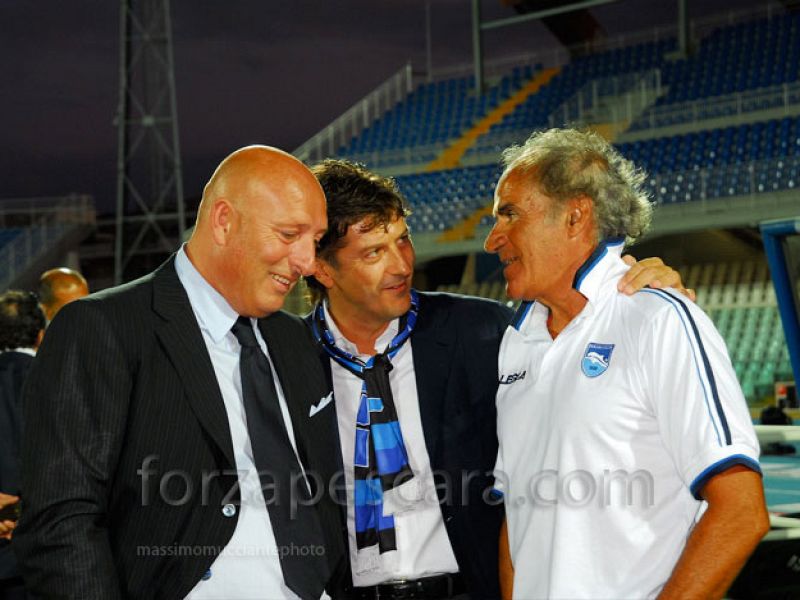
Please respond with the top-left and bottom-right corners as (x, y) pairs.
(322, 301), (399, 357)
(571, 237), (626, 305)
(174, 244), (240, 344)
(4, 347), (36, 357)
(512, 237), (627, 335)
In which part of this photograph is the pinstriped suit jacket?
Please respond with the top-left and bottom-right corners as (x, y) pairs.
(14, 257), (345, 599)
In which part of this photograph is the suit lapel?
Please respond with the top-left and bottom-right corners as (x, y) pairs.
(312, 340), (347, 496)
(258, 314), (339, 475)
(300, 312), (346, 493)
(411, 293), (455, 465)
(152, 258), (236, 468)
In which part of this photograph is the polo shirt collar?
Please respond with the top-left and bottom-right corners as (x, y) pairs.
(511, 237), (626, 334)
(572, 237), (626, 305)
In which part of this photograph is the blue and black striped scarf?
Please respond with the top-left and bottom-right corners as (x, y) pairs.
(311, 290), (419, 553)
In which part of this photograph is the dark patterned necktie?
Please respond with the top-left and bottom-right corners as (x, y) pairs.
(231, 316), (329, 600)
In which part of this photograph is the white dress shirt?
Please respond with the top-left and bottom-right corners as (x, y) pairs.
(175, 246), (306, 600)
(323, 303), (459, 587)
(5, 348), (36, 356)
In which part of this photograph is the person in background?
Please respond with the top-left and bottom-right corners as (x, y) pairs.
(0, 290), (46, 600)
(38, 268), (89, 323)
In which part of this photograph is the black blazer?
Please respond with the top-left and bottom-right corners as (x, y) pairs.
(311, 291), (512, 599)
(0, 350), (33, 581)
(14, 257), (344, 599)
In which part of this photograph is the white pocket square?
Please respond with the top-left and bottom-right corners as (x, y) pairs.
(309, 392), (334, 417)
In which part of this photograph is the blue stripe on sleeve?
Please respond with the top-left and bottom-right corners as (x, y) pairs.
(640, 289), (724, 446)
(689, 454), (762, 500)
(660, 290), (732, 445)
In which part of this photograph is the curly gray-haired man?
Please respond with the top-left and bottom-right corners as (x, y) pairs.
(485, 128), (768, 600)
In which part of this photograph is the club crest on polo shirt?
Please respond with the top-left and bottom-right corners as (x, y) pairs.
(581, 342), (615, 378)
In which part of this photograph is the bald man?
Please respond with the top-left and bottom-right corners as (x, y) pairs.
(38, 268), (89, 323)
(14, 147), (346, 599)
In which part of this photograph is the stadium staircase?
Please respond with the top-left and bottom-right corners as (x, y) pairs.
(424, 67), (560, 173)
(337, 65), (542, 173)
(426, 68), (559, 242)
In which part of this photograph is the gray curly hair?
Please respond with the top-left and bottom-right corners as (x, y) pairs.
(501, 128), (653, 244)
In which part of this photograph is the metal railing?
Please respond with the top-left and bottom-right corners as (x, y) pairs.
(0, 195), (95, 288)
(647, 155), (799, 205)
(0, 194), (94, 224)
(293, 64), (413, 164)
(461, 70), (664, 163)
(628, 82), (800, 133)
(691, 1), (786, 42)
(432, 49), (566, 80)
(341, 142), (448, 169)
(548, 69), (663, 132)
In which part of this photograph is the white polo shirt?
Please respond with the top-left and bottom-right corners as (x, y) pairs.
(494, 240), (761, 600)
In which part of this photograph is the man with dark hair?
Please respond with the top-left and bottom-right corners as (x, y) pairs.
(0, 291), (45, 352)
(38, 268), (89, 323)
(15, 147), (344, 599)
(305, 158), (687, 599)
(0, 290), (46, 599)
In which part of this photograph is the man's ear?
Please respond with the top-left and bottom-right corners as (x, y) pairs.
(313, 258), (335, 290)
(210, 198), (235, 246)
(566, 195), (594, 238)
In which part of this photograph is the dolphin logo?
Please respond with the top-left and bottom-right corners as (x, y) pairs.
(581, 343), (615, 378)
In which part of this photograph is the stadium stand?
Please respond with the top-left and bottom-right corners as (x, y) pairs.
(339, 65), (541, 169)
(0, 228), (23, 250)
(0, 196), (95, 291)
(289, 3), (800, 416)
(658, 13), (800, 106)
(687, 261), (793, 401)
(618, 118), (800, 174)
(618, 116), (800, 203)
(464, 39), (675, 160)
(397, 165), (503, 234)
(628, 81), (800, 132)
(313, 11), (798, 241)
(395, 113), (800, 234)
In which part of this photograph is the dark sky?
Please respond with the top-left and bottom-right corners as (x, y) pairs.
(1, 0), (757, 213)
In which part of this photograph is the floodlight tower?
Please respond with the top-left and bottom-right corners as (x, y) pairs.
(114, 0), (185, 284)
